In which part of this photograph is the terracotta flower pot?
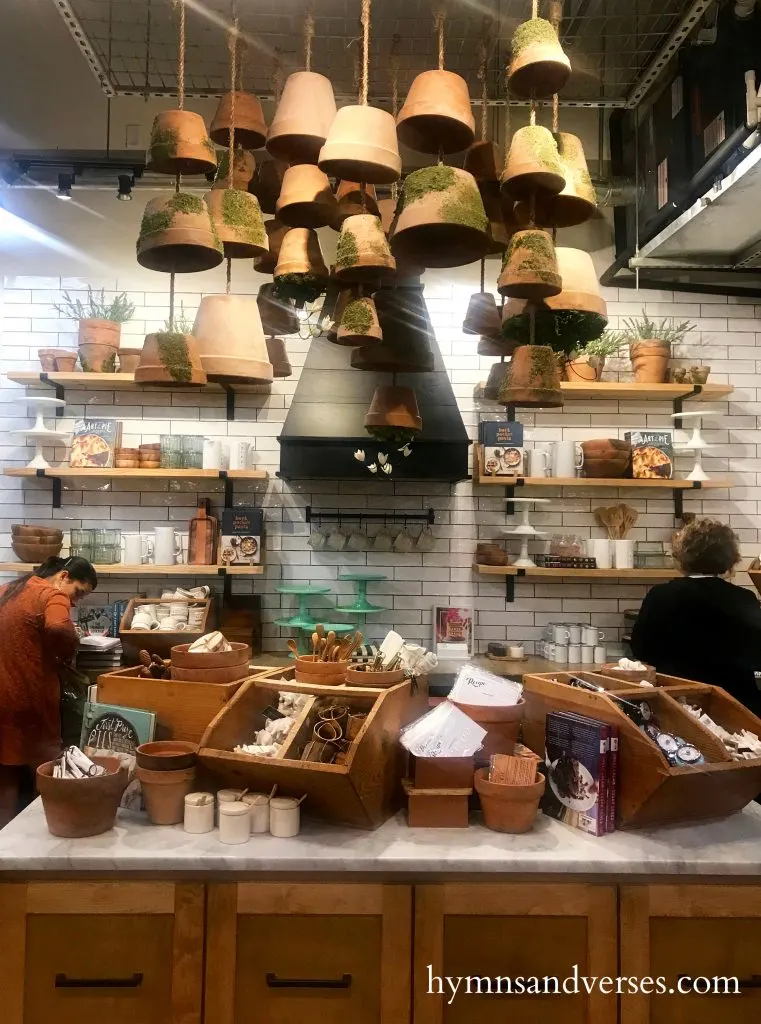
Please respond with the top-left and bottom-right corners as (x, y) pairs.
(390, 165), (490, 269)
(118, 348), (142, 373)
(38, 349), (59, 371)
(396, 69), (476, 155)
(345, 665), (406, 688)
(335, 295), (383, 347)
(351, 285), (435, 373)
(147, 110), (217, 176)
(474, 766), (546, 834)
(254, 218), (289, 275)
(332, 181), (380, 229)
(630, 341), (670, 384)
(192, 295), (274, 384)
(212, 148), (256, 191)
(364, 385), (422, 433)
(498, 229), (562, 300)
(318, 105), (402, 185)
(462, 292), (502, 336)
(257, 283), (298, 336)
(550, 247), (608, 318)
(515, 132), (596, 229)
(209, 90), (267, 149)
(508, 18), (571, 99)
(274, 227), (329, 278)
(136, 741), (198, 772)
(376, 196), (396, 235)
(478, 336), (512, 358)
(498, 344), (563, 408)
(266, 71), (337, 164)
(276, 164), (336, 229)
(137, 193), (223, 274)
(206, 188), (267, 259)
(134, 332), (208, 386)
(54, 351), (78, 371)
(501, 125), (565, 200)
(482, 360), (510, 400)
(251, 159), (287, 216)
(78, 319), (120, 372)
(565, 354), (602, 382)
(135, 765), (197, 826)
(464, 140), (502, 184)
(334, 214), (396, 283)
(451, 698), (526, 757)
(482, 183), (514, 255)
(36, 756), (128, 838)
(266, 336), (292, 378)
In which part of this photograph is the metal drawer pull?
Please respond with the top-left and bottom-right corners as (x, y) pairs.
(54, 972), (144, 989)
(265, 972), (352, 990)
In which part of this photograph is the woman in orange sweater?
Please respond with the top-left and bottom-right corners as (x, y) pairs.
(0, 556), (97, 826)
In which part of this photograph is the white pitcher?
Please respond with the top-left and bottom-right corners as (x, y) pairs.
(122, 532), (152, 565)
(153, 526), (181, 566)
(550, 440), (584, 478)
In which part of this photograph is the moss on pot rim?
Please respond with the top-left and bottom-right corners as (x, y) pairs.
(156, 331), (193, 383)
(512, 18), (559, 57)
(400, 165), (457, 208)
(138, 192), (208, 243)
(220, 189), (266, 246)
(340, 298), (374, 335)
(273, 272), (326, 306)
(440, 177), (488, 232)
(514, 125), (562, 171)
(150, 124), (180, 163)
(335, 229), (359, 268)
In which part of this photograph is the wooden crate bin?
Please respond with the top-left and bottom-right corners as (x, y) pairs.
(119, 597), (212, 662)
(665, 685), (761, 742)
(522, 672), (761, 829)
(199, 676), (416, 829)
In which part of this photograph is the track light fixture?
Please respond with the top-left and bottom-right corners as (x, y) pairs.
(117, 174), (133, 201)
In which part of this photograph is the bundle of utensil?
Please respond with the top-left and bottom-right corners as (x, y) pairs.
(288, 624), (364, 662)
(594, 503), (638, 539)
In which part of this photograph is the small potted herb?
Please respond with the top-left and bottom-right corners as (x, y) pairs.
(565, 331), (625, 382)
(613, 311), (695, 384)
(54, 287), (135, 373)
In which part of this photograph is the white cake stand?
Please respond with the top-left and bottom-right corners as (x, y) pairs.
(12, 397), (67, 469)
(25, 396), (66, 431)
(671, 411), (718, 482)
(501, 496), (552, 567)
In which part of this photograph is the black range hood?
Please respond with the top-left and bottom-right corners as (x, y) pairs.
(277, 327), (471, 483)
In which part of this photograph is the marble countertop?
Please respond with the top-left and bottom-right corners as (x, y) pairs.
(2, 799), (761, 876)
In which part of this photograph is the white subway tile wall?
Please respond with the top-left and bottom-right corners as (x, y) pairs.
(1, 274), (756, 653)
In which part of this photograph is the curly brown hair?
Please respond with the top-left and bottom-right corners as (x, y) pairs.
(673, 518), (741, 576)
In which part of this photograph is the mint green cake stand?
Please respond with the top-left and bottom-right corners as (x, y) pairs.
(335, 573), (387, 635)
(275, 584), (332, 654)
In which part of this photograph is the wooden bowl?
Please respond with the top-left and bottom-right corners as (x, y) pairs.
(169, 662), (251, 684)
(171, 642), (250, 670)
(345, 666), (406, 688)
(295, 655), (349, 686)
(135, 740), (198, 771)
(11, 539), (63, 562)
(12, 525), (63, 540)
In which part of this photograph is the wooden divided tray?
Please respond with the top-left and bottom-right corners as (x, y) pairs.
(199, 675), (421, 829)
(522, 671), (761, 829)
(119, 597), (212, 662)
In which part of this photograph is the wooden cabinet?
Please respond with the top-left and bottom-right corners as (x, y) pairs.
(413, 882), (617, 1024)
(0, 881), (204, 1024)
(621, 884), (761, 1024)
(204, 882), (411, 1024)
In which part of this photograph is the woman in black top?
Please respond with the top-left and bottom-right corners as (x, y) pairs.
(631, 519), (761, 717)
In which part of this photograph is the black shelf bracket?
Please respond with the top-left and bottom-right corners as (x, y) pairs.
(220, 384), (236, 422)
(506, 403), (516, 421)
(504, 478), (525, 516)
(39, 373), (65, 416)
(674, 481), (703, 522)
(219, 470), (233, 506)
(219, 566), (231, 603)
(305, 506), (435, 525)
(34, 468), (62, 509)
(672, 385), (701, 429)
(504, 574), (515, 603)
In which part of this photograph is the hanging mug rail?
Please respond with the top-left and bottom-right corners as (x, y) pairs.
(305, 506), (435, 525)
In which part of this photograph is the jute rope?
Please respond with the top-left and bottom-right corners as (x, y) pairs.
(552, 93), (559, 133)
(390, 33), (401, 201)
(478, 40), (488, 141)
(531, 0), (539, 19)
(504, 68), (511, 162)
(236, 35), (246, 90)
(529, 103), (537, 126)
(434, 4), (446, 70)
(273, 47), (284, 104)
(304, 1), (315, 72)
(172, 0), (186, 109)
(551, 1), (561, 134)
(227, 6), (238, 189)
(169, 273), (176, 329)
(360, 0), (371, 105)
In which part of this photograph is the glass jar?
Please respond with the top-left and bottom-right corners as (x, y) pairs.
(181, 435), (204, 469)
(92, 544), (120, 564)
(160, 434), (183, 469)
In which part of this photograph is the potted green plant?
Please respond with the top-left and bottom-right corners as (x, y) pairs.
(614, 311), (695, 384)
(564, 331), (625, 382)
(54, 287), (135, 372)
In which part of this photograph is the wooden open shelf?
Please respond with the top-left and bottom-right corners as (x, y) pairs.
(476, 380), (733, 403)
(477, 474), (729, 489)
(3, 468), (268, 481)
(5, 371), (271, 394)
(475, 564), (680, 580)
(0, 563), (264, 577)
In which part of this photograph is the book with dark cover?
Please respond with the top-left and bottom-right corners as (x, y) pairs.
(479, 421), (524, 478)
(541, 711), (609, 837)
(219, 507), (264, 566)
(80, 701), (155, 759)
(607, 726), (620, 832)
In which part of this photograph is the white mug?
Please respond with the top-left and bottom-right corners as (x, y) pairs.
(546, 643), (567, 664)
(394, 529), (414, 553)
(581, 645), (595, 664)
(525, 448), (550, 478)
(122, 532), (152, 565)
(188, 605), (206, 628)
(373, 528), (393, 552)
(567, 643), (581, 662)
(346, 529), (369, 552)
(586, 538), (613, 570)
(594, 645), (607, 665)
(229, 440), (254, 471)
(177, 533), (189, 565)
(153, 526), (181, 566)
(416, 525), (435, 552)
(203, 438), (222, 470)
(326, 528), (347, 552)
(567, 623), (582, 645)
(550, 624), (570, 644)
(307, 528), (328, 551)
(582, 626), (604, 646)
(613, 539), (635, 569)
(550, 440), (584, 478)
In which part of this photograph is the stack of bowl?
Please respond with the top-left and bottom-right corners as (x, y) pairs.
(295, 655), (350, 686)
(135, 741), (198, 825)
(11, 525), (63, 563)
(170, 642), (251, 684)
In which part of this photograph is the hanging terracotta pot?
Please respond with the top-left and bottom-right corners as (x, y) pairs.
(351, 285), (435, 372)
(630, 342), (670, 384)
(508, 18), (571, 100)
(134, 331), (208, 386)
(396, 70), (476, 154)
(483, 359), (510, 400)
(463, 292), (501, 336)
(257, 282), (298, 335)
(501, 125), (565, 199)
(267, 71), (337, 164)
(206, 189), (268, 259)
(78, 320), (120, 373)
(318, 105), (401, 185)
(550, 247), (608, 318)
(192, 295), (274, 383)
(274, 227), (329, 304)
(335, 295), (383, 347)
(211, 148), (256, 191)
(498, 344), (563, 408)
(481, 184), (513, 256)
(136, 193), (223, 274)
(265, 336), (292, 378)
(515, 133), (596, 229)
(334, 214), (396, 283)
(390, 165), (490, 269)
(276, 164), (336, 229)
(332, 181), (380, 229)
(364, 386), (422, 434)
(376, 196), (396, 235)
(147, 111), (217, 176)
(464, 140), (502, 184)
(253, 218), (289, 275)
(250, 159), (287, 215)
(498, 229), (562, 300)
(209, 90), (267, 149)
(478, 335), (512, 358)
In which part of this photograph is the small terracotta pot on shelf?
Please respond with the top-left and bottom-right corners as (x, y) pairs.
(508, 18), (571, 99)
(332, 181), (380, 229)
(206, 188), (268, 259)
(396, 69), (476, 154)
(209, 90), (267, 149)
(135, 741), (198, 772)
(36, 756), (128, 839)
(630, 341), (670, 384)
(136, 193), (223, 274)
(134, 332), (208, 387)
(564, 354), (602, 382)
(580, 438), (632, 478)
(147, 110), (217, 176)
(276, 164), (337, 229)
(54, 351), (78, 372)
(335, 295), (383, 347)
(475, 541), (509, 565)
(78, 319), (121, 373)
(118, 348), (142, 373)
(501, 125), (565, 200)
(318, 105), (402, 185)
(499, 344), (563, 409)
(38, 349), (59, 372)
(334, 214), (396, 283)
(136, 765), (197, 826)
(266, 71), (337, 164)
(498, 230), (562, 300)
(462, 292), (502, 336)
(474, 767), (545, 834)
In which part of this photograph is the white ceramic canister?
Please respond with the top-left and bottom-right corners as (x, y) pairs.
(184, 792), (214, 834)
(242, 792), (270, 834)
(218, 800), (251, 845)
(217, 787), (245, 825)
(269, 796), (301, 838)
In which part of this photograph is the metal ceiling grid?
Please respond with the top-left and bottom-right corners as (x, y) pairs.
(55, 0), (700, 106)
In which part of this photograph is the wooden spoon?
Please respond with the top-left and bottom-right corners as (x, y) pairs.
(343, 631), (364, 663)
(311, 632), (320, 656)
(287, 639), (299, 658)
